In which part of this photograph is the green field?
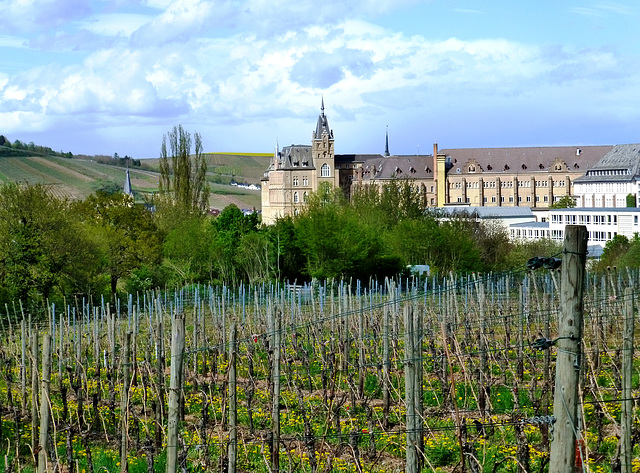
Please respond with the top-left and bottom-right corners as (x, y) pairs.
(0, 152), (271, 210)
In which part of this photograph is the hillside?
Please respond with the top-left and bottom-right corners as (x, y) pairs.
(0, 152), (271, 211)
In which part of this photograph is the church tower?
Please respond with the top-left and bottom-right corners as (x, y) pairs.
(311, 98), (338, 191)
(124, 159), (133, 197)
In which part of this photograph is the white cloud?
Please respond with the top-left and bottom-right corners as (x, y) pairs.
(80, 13), (153, 37)
(0, 0), (92, 33)
(1, 0), (639, 155)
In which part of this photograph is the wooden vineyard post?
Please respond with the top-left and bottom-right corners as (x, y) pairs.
(155, 313), (166, 452)
(166, 313), (185, 473)
(31, 331), (39, 455)
(550, 225), (588, 473)
(228, 323), (237, 473)
(382, 303), (390, 429)
(38, 334), (52, 473)
(413, 304), (424, 471)
(21, 319), (27, 417)
(271, 309), (281, 473)
(404, 305), (418, 473)
(621, 287), (634, 473)
(121, 332), (132, 473)
(358, 297), (365, 399)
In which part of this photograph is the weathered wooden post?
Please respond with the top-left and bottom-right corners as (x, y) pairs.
(166, 313), (185, 473)
(38, 334), (52, 473)
(413, 304), (424, 472)
(382, 303), (391, 429)
(21, 319), (27, 417)
(549, 225), (588, 473)
(121, 332), (132, 473)
(271, 309), (281, 473)
(404, 305), (417, 473)
(621, 287), (634, 473)
(31, 331), (39, 457)
(228, 323), (237, 473)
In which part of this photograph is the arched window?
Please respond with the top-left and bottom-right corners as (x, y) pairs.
(293, 192), (299, 203)
(303, 191), (308, 202)
(321, 163), (330, 177)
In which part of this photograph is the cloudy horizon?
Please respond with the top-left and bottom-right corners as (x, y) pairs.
(1, 0), (639, 158)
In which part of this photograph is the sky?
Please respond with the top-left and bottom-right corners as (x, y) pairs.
(1, 0), (640, 158)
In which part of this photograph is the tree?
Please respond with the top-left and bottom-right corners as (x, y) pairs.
(594, 234), (631, 271)
(157, 125), (210, 222)
(626, 194), (636, 208)
(74, 192), (163, 296)
(294, 185), (401, 281)
(0, 183), (99, 304)
(163, 215), (215, 284)
(550, 195), (576, 209)
(351, 179), (425, 229)
(210, 204), (260, 284)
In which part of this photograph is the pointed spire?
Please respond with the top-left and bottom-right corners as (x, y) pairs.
(314, 97), (332, 140)
(274, 140), (279, 169)
(384, 125), (390, 156)
(123, 158), (133, 197)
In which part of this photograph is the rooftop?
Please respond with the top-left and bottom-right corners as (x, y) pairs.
(440, 145), (612, 175)
(574, 144), (640, 183)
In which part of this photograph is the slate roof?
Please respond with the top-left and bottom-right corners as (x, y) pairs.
(354, 155), (435, 180)
(509, 221), (549, 228)
(439, 145), (612, 175)
(313, 99), (333, 139)
(439, 206), (534, 219)
(550, 207), (640, 213)
(573, 144), (640, 183)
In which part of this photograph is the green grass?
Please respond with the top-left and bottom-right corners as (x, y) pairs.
(0, 153), (266, 210)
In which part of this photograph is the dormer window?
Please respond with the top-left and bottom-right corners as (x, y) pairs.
(469, 165), (476, 172)
(425, 167), (432, 173)
(504, 164), (510, 171)
(409, 166), (416, 174)
(522, 164), (527, 170)
(539, 163), (545, 169)
(487, 164), (492, 171)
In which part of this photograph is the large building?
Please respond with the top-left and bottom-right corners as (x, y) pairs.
(573, 144), (640, 207)
(260, 101), (615, 224)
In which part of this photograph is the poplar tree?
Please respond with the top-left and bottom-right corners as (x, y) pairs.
(158, 125), (210, 218)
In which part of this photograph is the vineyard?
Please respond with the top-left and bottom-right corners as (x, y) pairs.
(1, 257), (639, 472)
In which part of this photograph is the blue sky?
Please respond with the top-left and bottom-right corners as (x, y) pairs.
(1, 0), (639, 158)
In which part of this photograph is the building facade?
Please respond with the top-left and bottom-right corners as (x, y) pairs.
(261, 101), (615, 224)
(573, 144), (640, 207)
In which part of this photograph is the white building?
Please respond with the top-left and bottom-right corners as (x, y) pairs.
(438, 206), (537, 227)
(573, 144), (640, 207)
(509, 207), (640, 257)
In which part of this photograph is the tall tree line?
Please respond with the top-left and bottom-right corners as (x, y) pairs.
(0, 126), (570, 312)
